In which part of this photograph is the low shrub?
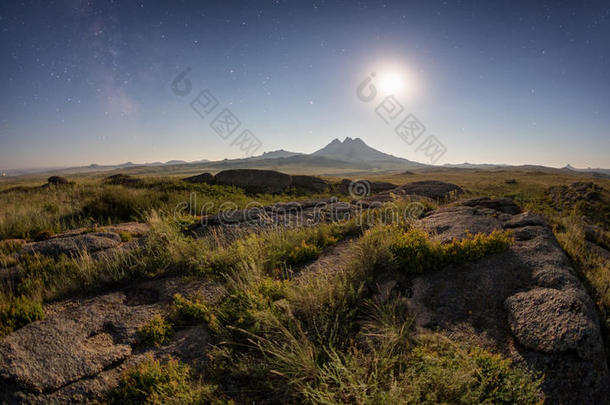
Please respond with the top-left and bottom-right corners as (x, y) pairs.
(119, 231), (133, 242)
(400, 335), (543, 404)
(0, 295), (44, 337)
(172, 293), (219, 331)
(108, 355), (215, 404)
(213, 276), (289, 339)
(390, 229), (513, 273)
(389, 228), (445, 273)
(139, 315), (174, 347)
(286, 240), (322, 266)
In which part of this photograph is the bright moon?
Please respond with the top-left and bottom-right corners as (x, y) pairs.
(378, 71), (406, 95)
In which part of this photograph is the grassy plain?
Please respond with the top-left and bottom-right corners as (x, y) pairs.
(0, 167), (608, 403)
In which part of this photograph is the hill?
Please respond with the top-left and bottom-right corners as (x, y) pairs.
(312, 137), (422, 165)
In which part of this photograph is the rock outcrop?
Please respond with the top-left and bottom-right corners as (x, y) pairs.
(182, 171), (459, 201)
(290, 175), (330, 193)
(547, 181), (603, 206)
(103, 174), (142, 186)
(214, 169), (293, 194)
(15, 222), (149, 259)
(47, 176), (69, 185)
(352, 180), (463, 205)
(336, 179), (397, 196)
(21, 232), (122, 258)
(182, 173), (214, 184)
(210, 170), (330, 194)
(406, 198), (609, 404)
(0, 277), (222, 404)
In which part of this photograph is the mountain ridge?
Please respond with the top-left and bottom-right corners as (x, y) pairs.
(311, 137), (421, 165)
(2, 138), (609, 178)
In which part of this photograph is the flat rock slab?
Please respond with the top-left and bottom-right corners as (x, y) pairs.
(22, 232), (121, 258)
(406, 197), (609, 405)
(417, 205), (507, 242)
(0, 277), (222, 404)
(0, 292), (156, 395)
(15, 222), (150, 260)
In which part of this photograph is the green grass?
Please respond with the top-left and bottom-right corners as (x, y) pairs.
(0, 207), (363, 336)
(0, 176), (337, 240)
(194, 223), (532, 404)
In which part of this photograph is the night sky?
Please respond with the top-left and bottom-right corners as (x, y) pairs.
(1, 0), (609, 169)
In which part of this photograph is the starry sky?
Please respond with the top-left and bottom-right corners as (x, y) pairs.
(1, 0), (609, 170)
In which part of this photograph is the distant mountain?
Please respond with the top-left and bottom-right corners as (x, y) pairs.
(312, 137), (423, 166)
(443, 162), (509, 169)
(439, 162), (610, 178)
(563, 164), (610, 177)
(3, 138), (608, 179)
(207, 154), (371, 170)
(249, 149), (303, 160)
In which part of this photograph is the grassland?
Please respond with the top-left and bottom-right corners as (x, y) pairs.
(0, 167), (608, 403)
(0, 176), (336, 241)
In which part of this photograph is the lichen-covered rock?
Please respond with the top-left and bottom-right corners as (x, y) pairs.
(417, 205), (505, 243)
(8, 223), (150, 261)
(0, 292), (153, 398)
(505, 288), (601, 359)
